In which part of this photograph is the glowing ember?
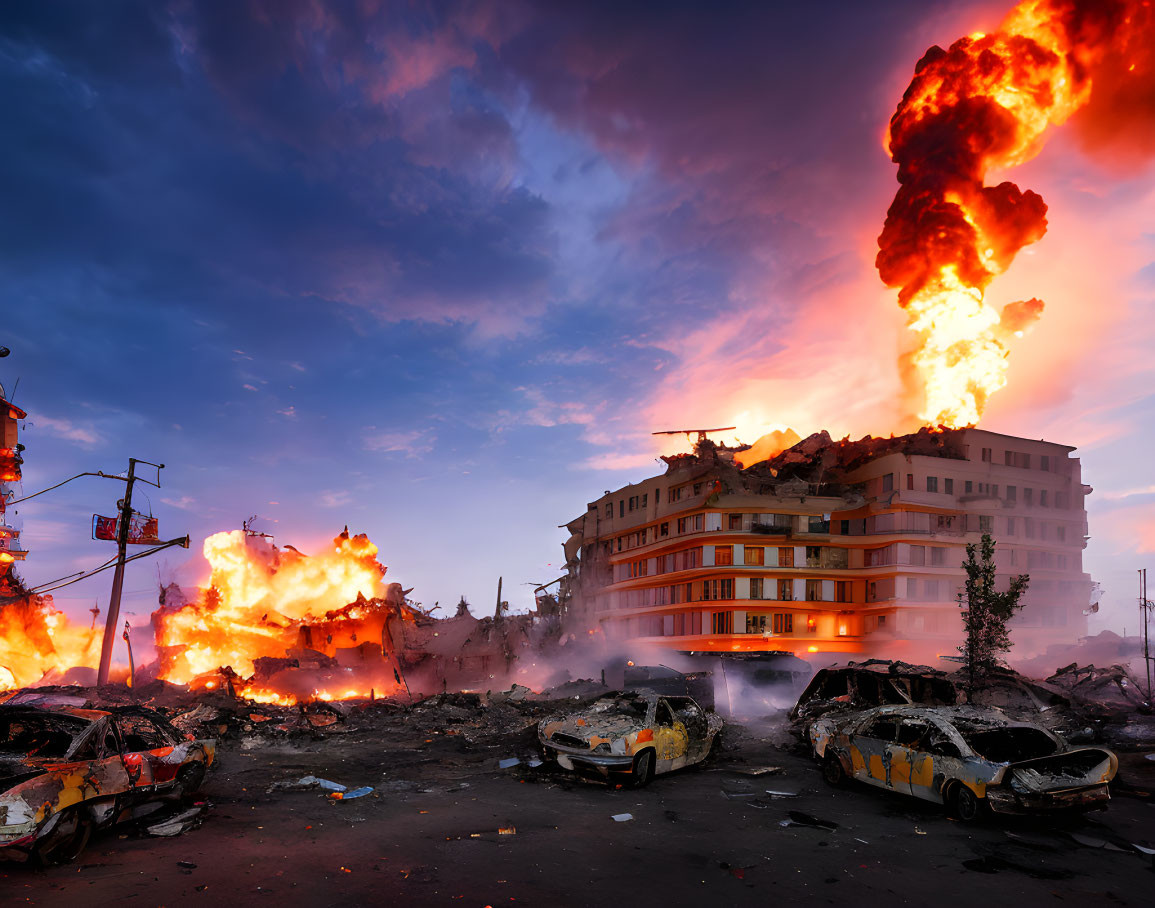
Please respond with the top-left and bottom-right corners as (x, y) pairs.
(878, 0), (1148, 426)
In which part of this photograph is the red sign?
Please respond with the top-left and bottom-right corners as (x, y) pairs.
(92, 513), (160, 545)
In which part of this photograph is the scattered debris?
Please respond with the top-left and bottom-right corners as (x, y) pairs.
(498, 758), (521, 770)
(611, 813), (634, 822)
(498, 826), (516, 835)
(147, 805), (209, 838)
(332, 787), (374, 800)
(781, 810), (838, 830)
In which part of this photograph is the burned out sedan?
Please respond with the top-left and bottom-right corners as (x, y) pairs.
(810, 705), (1117, 820)
(0, 705), (215, 864)
(538, 690), (723, 787)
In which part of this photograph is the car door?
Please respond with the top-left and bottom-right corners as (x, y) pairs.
(848, 714), (901, 789)
(668, 697), (711, 763)
(113, 715), (163, 802)
(652, 699), (690, 773)
(890, 717), (932, 798)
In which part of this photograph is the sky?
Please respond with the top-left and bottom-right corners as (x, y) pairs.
(1, 0), (1152, 641)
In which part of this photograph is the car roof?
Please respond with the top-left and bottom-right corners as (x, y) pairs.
(0, 704), (108, 722)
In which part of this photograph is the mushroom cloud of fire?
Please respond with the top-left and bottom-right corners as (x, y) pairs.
(878, 0), (1155, 428)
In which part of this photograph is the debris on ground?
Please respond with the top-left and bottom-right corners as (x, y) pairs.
(611, 813), (633, 822)
(147, 804), (210, 837)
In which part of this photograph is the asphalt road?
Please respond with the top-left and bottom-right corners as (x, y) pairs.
(3, 718), (1153, 906)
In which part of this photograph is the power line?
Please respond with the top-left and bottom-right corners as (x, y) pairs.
(7, 471), (122, 506)
(1, 538), (189, 603)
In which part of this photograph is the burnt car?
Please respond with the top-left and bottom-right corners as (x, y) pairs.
(790, 660), (958, 724)
(538, 690), (723, 787)
(623, 664), (715, 710)
(810, 705), (1117, 820)
(0, 705), (215, 864)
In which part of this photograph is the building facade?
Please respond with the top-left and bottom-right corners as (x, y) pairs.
(0, 383), (27, 589)
(559, 428), (1092, 659)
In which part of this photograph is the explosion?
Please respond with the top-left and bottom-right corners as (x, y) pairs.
(153, 528), (408, 700)
(878, 0), (1153, 427)
(0, 592), (102, 691)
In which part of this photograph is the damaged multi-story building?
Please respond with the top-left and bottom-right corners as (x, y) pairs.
(560, 428), (1093, 658)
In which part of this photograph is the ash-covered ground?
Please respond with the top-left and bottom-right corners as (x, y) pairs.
(3, 683), (1154, 907)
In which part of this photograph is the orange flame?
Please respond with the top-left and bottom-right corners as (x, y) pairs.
(154, 529), (390, 685)
(878, 0), (1144, 426)
(0, 595), (102, 690)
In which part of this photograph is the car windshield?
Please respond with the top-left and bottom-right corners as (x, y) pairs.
(955, 724), (1059, 762)
(0, 713), (90, 758)
(588, 695), (649, 720)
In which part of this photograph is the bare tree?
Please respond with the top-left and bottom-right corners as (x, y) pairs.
(958, 533), (1029, 690)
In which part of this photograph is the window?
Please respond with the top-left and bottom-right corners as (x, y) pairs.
(805, 579), (822, 601)
(619, 500), (625, 518)
(750, 578), (764, 599)
(778, 546), (794, 567)
(660, 522), (669, 538)
(1005, 451), (1031, 469)
(944, 478), (953, 494)
(1038, 489), (1047, 507)
(979, 516), (992, 532)
(1023, 488), (1033, 506)
(906, 577), (917, 598)
(840, 519), (850, 535)
(806, 615), (818, 633)
(744, 546), (764, 566)
(868, 581), (878, 601)
(907, 474), (914, 490)
(778, 579), (794, 601)
(747, 612), (768, 633)
(882, 472), (894, 493)
(981, 447), (992, 462)
(1006, 517), (1016, 535)
(930, 547), (945, 566)
(924, 580), (941, 600)
(965, 480), (973, 494)
(1006, 485), (1017, 502)
(772, 613), (793, 634)
(714, 545), (733, 566)
(877, 615), (887, 627)
(927, 476), (938, 493)
(702, 579), (734, 601)
(808, 516), (829, 533)
(1057, 525), (1066, 542)
(692, 482), (703, 495)
(628, 495), (637, 512)
(806, 545), (821, 566)
(909, 544), (925, 565)
(605, 503), (612, 519)
(728, 514), (742, 530)
(642, 493), (648, 509)
(836, 580), (851, 603)
(711, 611), (733, 634)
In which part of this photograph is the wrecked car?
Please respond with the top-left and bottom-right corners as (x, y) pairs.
(810, 705), (1117, 820)
(538, 690), (723, 787)
(0, 705), (215, 864)
(790, 660), (957, 724)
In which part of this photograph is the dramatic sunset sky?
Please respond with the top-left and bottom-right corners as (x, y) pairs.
(2, 0), (1152, 638)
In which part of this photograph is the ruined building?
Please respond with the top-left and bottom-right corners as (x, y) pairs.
(560, 428), (1093, 659)
(0, 382), (27, 590)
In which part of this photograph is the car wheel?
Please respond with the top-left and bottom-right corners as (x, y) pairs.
(949, 783), (983, 822)
(628, 750), (655, 788)
(32, 807), (93, 866)
(177, 762), (207, 802)
(822, 753), (847, 787)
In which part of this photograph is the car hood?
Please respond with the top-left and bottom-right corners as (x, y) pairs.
(539, 713), (646, 743)
(1006, 747), (1117, 793)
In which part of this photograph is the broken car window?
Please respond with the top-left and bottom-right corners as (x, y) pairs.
(116, 715), (171, 752)
(860, 717), (900, 741)
(588, 695), (649, 721)
(0, 712), (89, 758)
(957, 726), (1058, 763)
(655, 700), (674, 727)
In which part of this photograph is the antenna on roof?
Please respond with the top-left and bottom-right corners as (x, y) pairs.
(652, 427), (737, 444)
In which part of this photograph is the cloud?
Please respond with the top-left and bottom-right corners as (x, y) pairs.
(362, 429), (435, 457)
(319, 490), (352, 509)
(242, 384), (259, 392)
(275, 406), (297, 418)
(32, 416), (104, 449)
(161, 496), (197, 510)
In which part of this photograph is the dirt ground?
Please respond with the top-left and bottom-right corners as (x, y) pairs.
(2, 705), (1154, 907)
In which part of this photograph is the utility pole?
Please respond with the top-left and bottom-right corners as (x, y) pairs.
(1141, 569), (1152, 704)
(97, 458), (137, 685)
